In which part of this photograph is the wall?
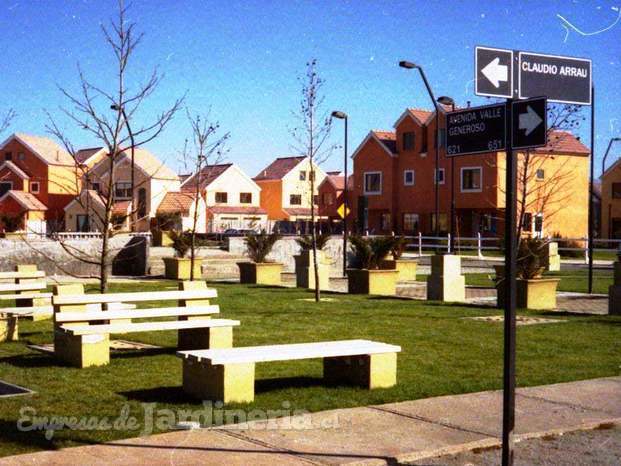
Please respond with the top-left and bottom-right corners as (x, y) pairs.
(228, 236), (348, 275)
(0, 234), (148, 276)
(281, 158), (327, 211)
(205, 165), (262, 208)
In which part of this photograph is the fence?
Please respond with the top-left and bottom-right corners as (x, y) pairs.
(50, 231), (152, 241)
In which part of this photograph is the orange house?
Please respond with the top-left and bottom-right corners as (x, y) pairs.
(0, 133), (78, 232)
(351, 107), (590, 239)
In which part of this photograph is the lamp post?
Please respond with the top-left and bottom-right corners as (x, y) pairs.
(331, 110), (349, 277)
(110, 104), (136, 231)
(601, 137), (621, 239)
(437, 96), (456, 253)
(399, 60), (441, 240)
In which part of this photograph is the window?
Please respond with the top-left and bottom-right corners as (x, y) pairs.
(76, 214), (90, 232)
(322, 192), (334, 205)
(536, 169), (545, 181)
(4, 152), (12, 161)
(18, 152), (25, 161)
(434, 168), (445, 185)
(299, 171), (306, 181)
(534, 213), (544, 237)
(421, 128), (428, 153)
(363, 171), (382, 195)
(403, 213), (419, 232)
(30, 182), (40, 194)
(313, 194), (319, 205)
(461, 167), (482, 192)
(479, 213), (496, 234)
(522, 212), (533, 230)
(114, 182), (132, 199)
(91, 182), (100, 193)
(404, 170), (415, 186)
(215, 192), (228, 204)
(239, 192), (252, 204)
(613, 183), (621, 199)
(381, 213), (391, 231)
(0, 181), (12, 196)
(431, 213), (448, 233)
(290, 194), (302, 205)
(137, 188), (147, 219)
(403, 132), (416, 151)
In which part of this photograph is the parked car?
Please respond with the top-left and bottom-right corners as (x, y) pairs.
(220, 228), (257, 239)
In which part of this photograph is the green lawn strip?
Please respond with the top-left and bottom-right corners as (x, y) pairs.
(0, 281), (619, 457)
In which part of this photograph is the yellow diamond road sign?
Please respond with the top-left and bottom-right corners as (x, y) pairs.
(337, 204), (350, 219)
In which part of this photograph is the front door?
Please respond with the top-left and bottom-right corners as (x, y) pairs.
(76, 215), (89, 232)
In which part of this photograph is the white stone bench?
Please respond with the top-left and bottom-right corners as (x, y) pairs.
(53, 281), (239, 368)
(178, 339), (401, 403)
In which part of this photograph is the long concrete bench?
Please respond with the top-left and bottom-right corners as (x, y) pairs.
(53, 281), (239, 368)
(178, 339), (401, 403)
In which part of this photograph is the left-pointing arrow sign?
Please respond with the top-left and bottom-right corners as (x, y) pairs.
(519, 105), (543, 136)
(481, 57), (508, 88)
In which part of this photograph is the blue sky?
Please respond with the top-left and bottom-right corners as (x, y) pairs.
(1, 0), (620, 176)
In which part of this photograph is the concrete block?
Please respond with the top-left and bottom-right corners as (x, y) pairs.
(178, 326), (233, 351)
(182, 359), (255, 403)
(608, 284), (621, 315)
(427, 254), (466, 302)
(347, 269), (398, 296)
(294, 252), (330, 290)
(54, 331), (110, 368)
(323, 352), (397, 389)
(0, 314), (18, 342)
(430, 254), (462, 278)
(237, 262), (283, 286)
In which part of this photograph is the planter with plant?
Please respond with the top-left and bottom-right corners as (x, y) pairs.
(162, 230), (202, 280)
(380, 235), (417, 282)
(237, 230), (283, 285)
(152, 212), (181, 247)
(496, 238), (560, 310)
(294, 233), (332, 290)
(347, 235), (398, 295)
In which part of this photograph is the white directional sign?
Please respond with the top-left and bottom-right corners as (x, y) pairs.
(475, 46), (513, 98)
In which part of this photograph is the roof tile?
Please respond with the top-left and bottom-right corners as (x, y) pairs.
(254, 156), (306, 181)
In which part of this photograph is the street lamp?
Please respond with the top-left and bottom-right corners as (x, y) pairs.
(437, 96), (456, 253)
(399, 60), (442, 240)
(331, 110), (349, 277)
(110, 104), (136, 231)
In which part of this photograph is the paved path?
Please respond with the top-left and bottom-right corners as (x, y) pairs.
(2, 377), (619, 465)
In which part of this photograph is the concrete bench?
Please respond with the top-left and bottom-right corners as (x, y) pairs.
(0, 265), (49, 307)
(178, 339), (401, 403)
(53, 281), (239, 368)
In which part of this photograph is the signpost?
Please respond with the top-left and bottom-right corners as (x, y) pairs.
(473, 46), (592, 466)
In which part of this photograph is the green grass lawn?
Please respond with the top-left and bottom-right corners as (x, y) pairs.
(465, 269), (614, 294)
(0, 280), (619, 457)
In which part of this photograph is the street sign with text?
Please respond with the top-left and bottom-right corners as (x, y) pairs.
(475, 46), (513, 99)
(512, 97), (547, 150)
(445, 103), (506, 156)
(518, 51), (591, 105)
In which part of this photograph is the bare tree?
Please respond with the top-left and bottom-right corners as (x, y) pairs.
(46, 0), (183, 292)
(182, 110), (230, 279)
(291, 59), (335, 302)
(0, 109), (15, 135)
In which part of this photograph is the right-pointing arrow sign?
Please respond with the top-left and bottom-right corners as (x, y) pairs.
(519, 105), (543, 136)
(482, 57), (508, 88)
(512, 97), (547, 150)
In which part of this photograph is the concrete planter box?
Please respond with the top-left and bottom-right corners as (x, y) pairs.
(237, 262), (283, 286)
(496, 278), (560, 310)
(346, 269), (398, 296)
(1, 232), (25, 240)
(381, 259), (417, 282)
(0, 314), (18, 342)
(163, 257), (202, 280)
(294, 250), (330, 290)
(153, 230), (174, 247)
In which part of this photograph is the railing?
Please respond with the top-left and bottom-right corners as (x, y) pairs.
(50, 231), (152, 241)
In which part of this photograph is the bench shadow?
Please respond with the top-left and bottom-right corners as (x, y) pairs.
(0, 354), (54, 368)
(111, 347), (176, 359)
(0, 419), (58, 452)
(255, 376), (330, 393)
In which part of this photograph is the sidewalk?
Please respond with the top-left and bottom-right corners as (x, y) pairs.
(2, 377), (619, 465)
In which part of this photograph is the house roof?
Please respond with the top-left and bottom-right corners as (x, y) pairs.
(533, 130), (590, 156)
(157, 192), (196, 214)
(254, 156), (306, 181)
(0, 161), (30, 179)
(75, 147), (104, 165)
(90, 147), (179, 180)
(0, 190), (47, 211)
(324, 173), (345, 190)
(283, 207), (314, 217)
(209, 206), (267, 215)
(372, 130), (397, 154)
(180, 164), (233, 192)
(64, 189), (108, 212)
(112, 200), (132, 215)
(0, 133), (75, 166)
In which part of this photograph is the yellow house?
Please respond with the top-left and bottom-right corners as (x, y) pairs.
(600, 156), (621, 238)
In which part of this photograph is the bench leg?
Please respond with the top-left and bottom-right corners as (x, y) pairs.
(182, 359), (255, 403)
(323, 353), (397, 389)
(178, 326), (233, 351)
(0, 316), (18, 342)
(54, 332), (110, 368)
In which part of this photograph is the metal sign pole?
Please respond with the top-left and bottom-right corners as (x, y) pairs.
(588, 84), (595, 294)
(502, 98), (517, 466)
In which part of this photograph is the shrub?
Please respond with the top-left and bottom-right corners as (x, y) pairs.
(169, 230), (192, 258)
(296, 233), (331, 251)
(245, 230), (282, 263)
(0, 214), (22, 233)
(391, 236), (408, 260)
(350, 235), (396, 270)
(516, 238), (547, 279)
(155, 212), (181, 231)
(550, 232), (583, 258)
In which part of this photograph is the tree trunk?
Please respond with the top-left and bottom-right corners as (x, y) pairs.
(311, 164), (320, 302)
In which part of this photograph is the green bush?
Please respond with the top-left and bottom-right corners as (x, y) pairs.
(296, 233), (331, 251)
(245, 230), (282, 263)
(350, 235), (395, 269)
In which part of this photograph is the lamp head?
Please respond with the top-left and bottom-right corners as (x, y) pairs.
(398, 60), (418, 69)
(331, 111), (347, 119)
(437, 96), (455, 106)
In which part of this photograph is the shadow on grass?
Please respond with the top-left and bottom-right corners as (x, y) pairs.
(255, 376), (326, 394)
(0, 354), (54, 369)
(0, 419), (58, 452)
(112, 348), (176, 359)
(119, 386), (187, 404)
